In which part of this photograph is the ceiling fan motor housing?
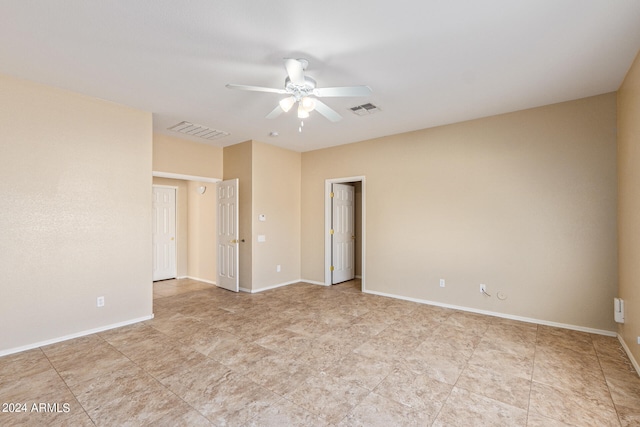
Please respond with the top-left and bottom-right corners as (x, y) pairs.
(285, 76), (317, 100)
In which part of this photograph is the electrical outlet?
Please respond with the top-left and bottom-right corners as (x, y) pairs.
(480, 284), (486, 294)
(276, 264), (281, 272)
(97, 296), (105, 307)
(439, 279), (445, 288)
(637, 336), (640, 345)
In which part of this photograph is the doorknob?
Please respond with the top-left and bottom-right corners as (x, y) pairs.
(230, 239), (238, 244)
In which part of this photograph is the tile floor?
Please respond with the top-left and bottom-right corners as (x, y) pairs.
(1, 278), (639, 426)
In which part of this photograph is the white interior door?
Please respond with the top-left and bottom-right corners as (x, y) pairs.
(217, 179), (239, 292)
(152, 186), (177, 281)
(332, 183), (355, 284)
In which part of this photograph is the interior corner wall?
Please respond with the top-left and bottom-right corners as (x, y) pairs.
(617, 49), (640, 367)
(0, 74), (153, 354)
(301, 93), (618, 332)
(152, 177), (188, 278)
(223, 141), (253, 290)
(252, 141), (301, 291)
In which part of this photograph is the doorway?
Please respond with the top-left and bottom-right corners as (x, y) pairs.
(324, 176), (365, 290)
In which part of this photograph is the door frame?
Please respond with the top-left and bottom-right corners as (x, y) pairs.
(152, 184), (178, 281)
(324, 176), (366, 290)
(151, 173), (221, 284)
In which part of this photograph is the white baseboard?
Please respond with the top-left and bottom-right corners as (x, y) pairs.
(0, 314), (154, 358)
(364, 289), (616, 337)
(245, 280), (302, 294)
(301, 279), (329, 286)
(185, 276), (216, 285)
(618, 334), (640, 377)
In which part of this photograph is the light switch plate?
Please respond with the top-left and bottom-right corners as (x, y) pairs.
(258, 235), (266, 242)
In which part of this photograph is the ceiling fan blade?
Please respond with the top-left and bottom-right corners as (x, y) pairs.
(265, 104), (284, 119)
(284, 58), (305, 86)
(313, 99), (342, 122)
(314, 85), (372, 98)
(225, 83), (287, 94)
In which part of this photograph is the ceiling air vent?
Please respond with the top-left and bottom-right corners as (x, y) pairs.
(167, 121), (230, 140)
(350, 102), (381, 116)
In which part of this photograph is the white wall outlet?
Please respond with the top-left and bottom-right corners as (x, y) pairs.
(637, 336), (640, 345)
(97, 296), (105, 307)
(276, 264), (281, 272)
(439, 279), (445, 288)
(480, 284), (486, 294)
(257, 234), (266, 242)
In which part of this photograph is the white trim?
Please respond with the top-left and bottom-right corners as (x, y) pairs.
(0, 315), (154, 357)
(325, 176), (366, 290)
(364, 288), (616, 337)
(247, 280), (302, 293)
(185, 276), (216, 285)
(618, 334), (640, 377)
(239, 287), (251, 293)
(153, 171), (221, 183)
(301, 279), (330, 286)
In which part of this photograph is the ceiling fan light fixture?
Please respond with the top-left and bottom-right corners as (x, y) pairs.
(300, 96), (316, 112)
(279, 96), (295, 112)
(297, 104), (310, 119)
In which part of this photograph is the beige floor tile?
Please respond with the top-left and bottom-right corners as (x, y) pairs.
(182, 370), (281, 427)
(284, 372), (370, 424)
(338, 392), (434, 426)
(373, 366), (452, 414)
(402, 347), (468, 385)
(606, 375), (640, 410)
(433, 387), (527, 427)
(0, 348), (52, 381)
(243, 353), (315, 396)
(44, 340), (134, 388)
(1, 278), (638, 427)
(245, 397), (329, 427)
(467, 346), (534, 379)
(529, 381), (619, 427)
(617, 404), (640, 427)
(456, 364), (532, 409)
(73, 364), (186, 426)
(327, 352), (395, 390)
(526, 412), (574, 426)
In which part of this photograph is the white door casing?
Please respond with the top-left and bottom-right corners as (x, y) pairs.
(152, 186), (177, 281)
(332, 183), (355, 284)
(216, 179), (239, 292)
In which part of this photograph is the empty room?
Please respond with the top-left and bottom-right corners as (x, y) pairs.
(1, 1), (640, 426)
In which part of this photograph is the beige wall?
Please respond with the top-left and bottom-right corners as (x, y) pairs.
(224, 141), (253, 289)
(153, 133), (223, 178)
(0, 74), (153, 353)
(302, 93), (618, 332)
(252, 141), (301, 290)
(187, 180), (217, 282)
(152, 178), (188, 278)
(618, 50), (640, 367)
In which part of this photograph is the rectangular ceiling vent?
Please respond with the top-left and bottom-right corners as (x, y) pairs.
(167, 121), (230, 140)
(350, 102), (381, 116)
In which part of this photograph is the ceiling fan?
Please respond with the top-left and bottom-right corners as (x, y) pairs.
(226, 58), (372, 122)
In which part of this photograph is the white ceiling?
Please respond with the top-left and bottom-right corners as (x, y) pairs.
(1, 1), (639, 152)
